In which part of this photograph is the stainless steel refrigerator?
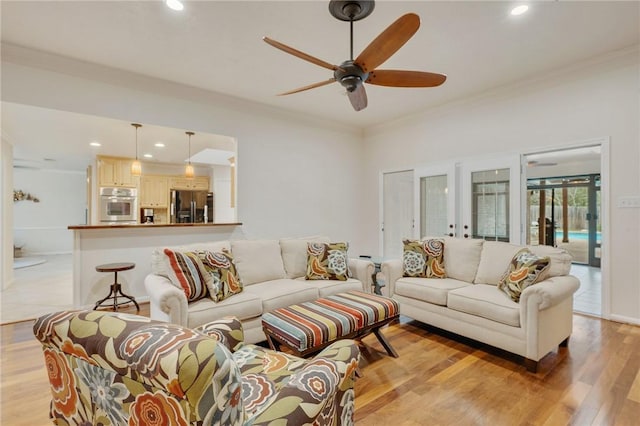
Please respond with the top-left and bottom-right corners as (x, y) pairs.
(170, 190), (214, 224)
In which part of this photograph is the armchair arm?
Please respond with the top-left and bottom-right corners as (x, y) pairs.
(249, 339), (360, 426)
(349, 258), (375, 292)
(381, 259), (403, 297)
(144, 273), (188, 326)
(520, 275), (580, 310)
(195, 317), (244, 352)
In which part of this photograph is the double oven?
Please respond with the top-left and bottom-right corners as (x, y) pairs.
(99, 187), (138, 224)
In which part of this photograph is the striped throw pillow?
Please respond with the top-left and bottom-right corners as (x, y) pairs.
(163, 249), (211, 301)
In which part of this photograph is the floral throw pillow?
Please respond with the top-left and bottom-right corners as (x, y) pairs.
(163, 249), (211, 302)
(305, 242), (349, 281)
(402, 239), (446, 278)
(498, 249), (550, 303)
(197, 250), (243, 302)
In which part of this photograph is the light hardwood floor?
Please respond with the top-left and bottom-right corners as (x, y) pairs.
(2, 305), (639, 425)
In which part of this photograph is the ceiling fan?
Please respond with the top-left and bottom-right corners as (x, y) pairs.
(263, 0), (446, 112)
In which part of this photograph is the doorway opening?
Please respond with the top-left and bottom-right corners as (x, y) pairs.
(524, 146), (602, 317)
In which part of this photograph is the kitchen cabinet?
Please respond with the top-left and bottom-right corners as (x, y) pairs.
(97, 156), (138, 187)
(140, 175), (169, 208)
(170, 176), (209, 191)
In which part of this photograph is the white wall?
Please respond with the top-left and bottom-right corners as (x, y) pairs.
(212, 165), (235, 223)
(362, 48), (640, 323)
(1, 138), (14, 289)
(13, 168), (86, 255)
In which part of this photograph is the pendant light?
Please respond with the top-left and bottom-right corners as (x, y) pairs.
(185, 131), (195, 179)
(131, 123), (142, 176)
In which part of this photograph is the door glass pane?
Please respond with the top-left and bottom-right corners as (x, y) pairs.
(383, 170), (414, 258)
(420, 174), (448, 238)
(471, 168), (510, 241)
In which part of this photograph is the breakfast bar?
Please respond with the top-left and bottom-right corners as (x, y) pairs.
(67, 223), (243, 308)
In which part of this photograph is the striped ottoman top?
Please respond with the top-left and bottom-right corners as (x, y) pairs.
(262, 291), (399, 352)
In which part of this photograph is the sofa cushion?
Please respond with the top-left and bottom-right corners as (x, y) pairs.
(527, 245), (572, 278)
(294, 277), (363, 298)
(162, 248), (211, 302)
(305, 242), (350, 281)
(231, 240), (286, 286)
(442, 237), (484, 282)
(395, 277), (470, 306)
(447, 284), (520, 327)
(474, 241), (524, 285)
(402, 239), (446, 278)
(199, 250), (243, 302)
(280, 236), (331, 279)
(243, 279), (320, 312)
(152, 240), (231, 277)
(498, 250), (550, 303)
(187, 291), (263, 328)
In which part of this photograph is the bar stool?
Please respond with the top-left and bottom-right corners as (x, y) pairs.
(94, 262), (140, 312)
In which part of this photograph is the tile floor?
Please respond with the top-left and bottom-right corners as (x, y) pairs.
(570, 263), (601, 316)
(1, 254), (73, 324)
(1, 254), (604, 324)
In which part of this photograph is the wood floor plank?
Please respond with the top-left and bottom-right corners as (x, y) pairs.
(2, 307), (640, 425)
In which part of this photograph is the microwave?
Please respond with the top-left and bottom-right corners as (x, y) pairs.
(99, 187), (138, 223)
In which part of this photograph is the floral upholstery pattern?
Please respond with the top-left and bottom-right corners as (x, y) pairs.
(402, 239), (446, 278)
(34, 310), (359, 426)
(306, 242), (350, 281)
(498, 249), (551, 302)
(198, 250), (243, 302)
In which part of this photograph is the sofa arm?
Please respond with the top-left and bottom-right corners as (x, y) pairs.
(381, 259), (403, 297)
(144, 274), (188, 326)
(349, 257), (375, 292)
(249, 339), (360, 425)
(195, 317), (244, 352)
(520, 275), (580, 310)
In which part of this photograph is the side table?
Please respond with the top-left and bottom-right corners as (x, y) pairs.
(359, 256), (385, 295)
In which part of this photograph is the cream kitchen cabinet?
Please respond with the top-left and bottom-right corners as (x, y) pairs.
(97, 156), (138, 187)
(169, 176), (209, 191)
(140, 175), (169, 208)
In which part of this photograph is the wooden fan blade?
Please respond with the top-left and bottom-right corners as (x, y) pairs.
(347, 84), (368, 111)
(366, 70), (447, 87)
(355, 13), (420, 73)
(277, 78), (336, 96)
(263, 37), (341, 72)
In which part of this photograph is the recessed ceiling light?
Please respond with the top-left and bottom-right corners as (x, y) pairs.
(166, 0), (184, 11)
(89, 141), (101, 147)
(511, 5), (529, 16)
(154, 142), (165, 148)
(143, 153), (153, 158)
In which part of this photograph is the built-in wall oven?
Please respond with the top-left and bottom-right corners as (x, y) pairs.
(100, 187), (138, 224)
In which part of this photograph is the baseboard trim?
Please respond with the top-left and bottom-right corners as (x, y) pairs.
(609, 314), (640, 326)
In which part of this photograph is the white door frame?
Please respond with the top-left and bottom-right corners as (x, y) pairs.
(521, 137), (610, 319)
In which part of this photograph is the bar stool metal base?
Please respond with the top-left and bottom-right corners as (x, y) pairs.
(93, 262), (139, 313)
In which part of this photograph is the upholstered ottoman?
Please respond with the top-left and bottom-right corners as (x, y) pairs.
(262, 290), (399, 357)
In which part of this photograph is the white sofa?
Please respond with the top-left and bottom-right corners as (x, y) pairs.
(144, 237), (374, 344)
(381, 237), (580, 372)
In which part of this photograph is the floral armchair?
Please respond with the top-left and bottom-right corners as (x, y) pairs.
(33, 310), (360, 425)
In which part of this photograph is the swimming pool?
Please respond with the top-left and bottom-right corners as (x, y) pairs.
(555, 231), (601, 241)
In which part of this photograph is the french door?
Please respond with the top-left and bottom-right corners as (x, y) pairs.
(382, 170), (414, 258)
(416, 156), (521, 243)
